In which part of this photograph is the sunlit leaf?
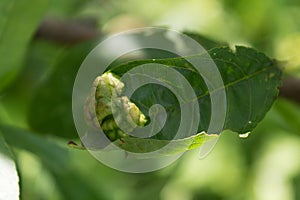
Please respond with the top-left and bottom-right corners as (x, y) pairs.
(0, 131), (19, 200)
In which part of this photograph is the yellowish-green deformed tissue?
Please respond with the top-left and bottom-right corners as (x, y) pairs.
(84, 72), (147, 141)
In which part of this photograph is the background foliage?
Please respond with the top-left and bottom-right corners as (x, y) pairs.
(0, 0), (300, 200)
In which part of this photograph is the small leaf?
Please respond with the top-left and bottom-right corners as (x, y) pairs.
(0, 131), (19, 200)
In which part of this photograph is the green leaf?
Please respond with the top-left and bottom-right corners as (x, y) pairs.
(0, 0), (50, 91)
(27, 41), (96, 138)
(47, 0), (88, 16)
(0, 102), (11, 125)
(272, 99), (300, 134)
(0, 125), (107, 200)
(0, 41), (67, 129)
(0, 131), (19, 200)
(108, 46), (281, 152)
(293, 175), (300, 200)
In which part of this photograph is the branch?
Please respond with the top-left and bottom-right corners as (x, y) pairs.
(279, 77), (300, 104)
(34, 18), (99, 44)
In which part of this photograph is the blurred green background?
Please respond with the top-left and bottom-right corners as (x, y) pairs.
(0, 0), (300, 199)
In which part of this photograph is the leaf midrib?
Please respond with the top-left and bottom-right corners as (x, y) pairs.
(196, 59), (272, 100)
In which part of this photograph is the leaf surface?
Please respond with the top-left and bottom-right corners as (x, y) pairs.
(0, 0), (50, 91)
(27, 41), (95, 138)
(108, 46), (282, 153)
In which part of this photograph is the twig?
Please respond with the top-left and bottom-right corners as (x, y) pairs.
(34, 18), (99, 44)
(279, 77), (300, 104)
